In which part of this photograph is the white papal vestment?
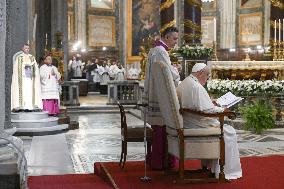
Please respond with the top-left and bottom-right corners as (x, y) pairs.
(176, 75), (242, 180)
(11, 52), (42, 110)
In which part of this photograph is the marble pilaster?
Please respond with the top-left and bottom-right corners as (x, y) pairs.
(1, 2), (23, 189)
(0, 0), (6, 132)
(35, 0), (51, 61)
(74, 0), (87, 49)
(5, 0), (32, 129)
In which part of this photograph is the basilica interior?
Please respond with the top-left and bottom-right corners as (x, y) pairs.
(1, 0), (284, 189)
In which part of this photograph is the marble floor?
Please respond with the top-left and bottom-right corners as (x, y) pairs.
(79, 92), (108, 106)
(18, 94), (284, 176)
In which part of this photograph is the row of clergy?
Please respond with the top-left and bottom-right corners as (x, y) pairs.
(11, 44), (61, 115)
(93, 64), (141, 81)
(68, 58), (141, 82)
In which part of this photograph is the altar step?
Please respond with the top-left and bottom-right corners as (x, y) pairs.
(11, 111), (68, 136)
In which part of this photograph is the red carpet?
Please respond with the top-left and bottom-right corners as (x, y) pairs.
(95, 156), (284, 189)
(28, 174), (112, 189)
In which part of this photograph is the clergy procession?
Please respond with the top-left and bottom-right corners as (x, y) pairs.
(1, 0), (284, 189)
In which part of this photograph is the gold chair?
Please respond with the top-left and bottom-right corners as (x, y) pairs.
(117, 102), (153, 168)
(151, 61), (236, 183)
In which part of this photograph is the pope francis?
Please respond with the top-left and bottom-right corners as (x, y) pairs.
(176, 63), (242, 180)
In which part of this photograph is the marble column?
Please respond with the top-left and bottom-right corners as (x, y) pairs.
(5, 0), (33, 129)
(51, 0), (68, 80)
(175, 0), (184, 46)
(1, 2), (22, 188)
(35, 0), (51, 61)
(184, 0), (202, 44)
(160, 0), (176, 34)
(119, 0), (127, 68)
(263, 0), (271, 47)
(74, 0), (87, 49)
(0, 0), (6, 132)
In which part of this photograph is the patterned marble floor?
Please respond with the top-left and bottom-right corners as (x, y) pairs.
(66, 112), (146, 173)
(20, 111), (284, 175)
(64, 112), (284, 173)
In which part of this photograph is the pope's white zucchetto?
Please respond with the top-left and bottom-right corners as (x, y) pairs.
(191, 63), (207, 73)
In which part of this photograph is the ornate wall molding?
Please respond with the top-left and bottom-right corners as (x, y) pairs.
(160, 0), (175, 11)
(269, 0), (284, 10)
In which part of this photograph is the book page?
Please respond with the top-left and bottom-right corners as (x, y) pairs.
(216, 92), (243, 108)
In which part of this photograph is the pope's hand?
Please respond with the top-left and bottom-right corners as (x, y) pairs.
(212, 99), (218, 106)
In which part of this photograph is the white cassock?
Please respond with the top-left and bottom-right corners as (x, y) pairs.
(109, 64), (118, 79)
(71, 60), (83, 77)
(115, 67), (125, 81)
(127, 67), (140, 79)
(98, 66), (110, 85)
(39, 64), (61, 100)
(11, 52), (42, 110)
(176, 74), (242, 180)
(92, 68), (101, 83)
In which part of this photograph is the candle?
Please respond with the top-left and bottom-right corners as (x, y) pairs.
(213, 18), (216, 42)
(45, 33), (48, 46)
(274, 20), (277, 43)
(279, 19), (281, 43)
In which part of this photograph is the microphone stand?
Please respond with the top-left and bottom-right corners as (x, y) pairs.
(137, 103), (151, 182)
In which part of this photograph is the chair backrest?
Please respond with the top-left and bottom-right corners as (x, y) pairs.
(152, 62), (183, 130)
(117, 101), (127, 136)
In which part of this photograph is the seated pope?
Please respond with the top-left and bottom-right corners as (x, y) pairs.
(11, 44), (42, 112)
(176, 63), (242, 180)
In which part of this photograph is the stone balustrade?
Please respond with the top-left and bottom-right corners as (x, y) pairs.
(108, 80), (140, 105)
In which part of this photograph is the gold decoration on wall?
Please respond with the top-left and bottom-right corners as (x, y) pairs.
(184, 33), (202, 40)
(185, 0), (202, 8)
(160, 0), (175, 11)
(269, 0), (284, 9)
(184, 19), (201, 32)
(160, 19), (176, 34)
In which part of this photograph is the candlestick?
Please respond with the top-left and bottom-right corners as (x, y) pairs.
(213, 18), (216, 42)
(212, 41), (218, 61)
(273, 41), (278, 61)
(274, 20), (277, 43)
(45, 33), (48, 46)
(283, 19), (284, 43)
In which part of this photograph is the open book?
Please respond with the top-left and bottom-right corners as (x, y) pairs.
(216, 92), (243, 108)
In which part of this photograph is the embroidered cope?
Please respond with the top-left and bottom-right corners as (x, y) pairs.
(11, 52), (42, 110)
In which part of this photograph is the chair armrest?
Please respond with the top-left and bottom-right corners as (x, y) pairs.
(179, 108), (236, 120)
